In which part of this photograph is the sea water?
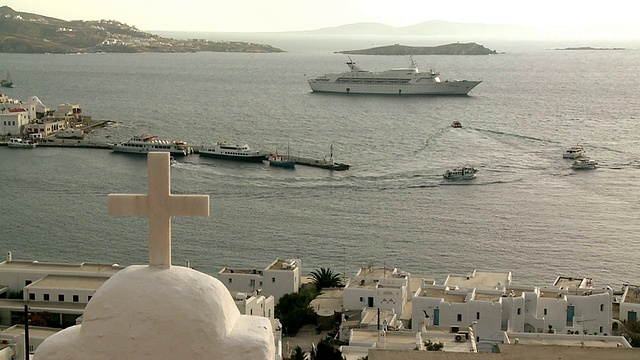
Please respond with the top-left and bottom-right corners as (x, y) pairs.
(1, 36), (639, 287)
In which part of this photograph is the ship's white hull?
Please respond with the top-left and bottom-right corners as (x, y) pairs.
(308, 80), (481, 95)
(112, 145), (189, 156)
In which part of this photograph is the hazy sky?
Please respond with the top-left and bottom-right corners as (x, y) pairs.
(4, 0), (637, 32)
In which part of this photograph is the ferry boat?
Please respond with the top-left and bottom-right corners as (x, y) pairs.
(563, 145), (586, 159)
(307, 57), (481, 95)
(199, 141), (266, 162)
(443, 165), (478, 180)
(572, 157), (598, 170)
(111, 134), (193, 156)
(7, 138), (36, 148)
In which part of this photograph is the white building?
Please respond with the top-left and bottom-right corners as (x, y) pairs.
(0, 109), (29, 136)
(410, 272), (614, 347)
(232, 291), (275, 323)
(619, 284), (640, 323)
(0, 253), (124, 327)
(217, 258), (302, 302)
(343, 266), (411, 315)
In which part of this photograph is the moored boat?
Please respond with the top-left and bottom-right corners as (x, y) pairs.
(267, 154), (295, 169)
(443, 165), (478, 180)
(307, 57), (481, 95)
(572, 157), (597, 170)
(111, 134), (193, 156)
(7, 137), (36, 148)
(1, 71), (13, 88)
(199, 141), (266, 162)
(451, 121), (462, 128)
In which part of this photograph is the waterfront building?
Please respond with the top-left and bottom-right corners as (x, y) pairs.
(0, 109), (29, 136)
(410, 273), (614, 347)
(217, 258), (302, 302)
(343, 266), (411, 315)
(618, 284), (640, 323)
(0, 253), (123, 327)
(232, 291), (275, 323)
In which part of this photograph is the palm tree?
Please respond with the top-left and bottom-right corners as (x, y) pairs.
(310, 267), (342, 292)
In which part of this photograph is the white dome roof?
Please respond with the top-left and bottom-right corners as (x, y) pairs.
(34, 265), (275, 359)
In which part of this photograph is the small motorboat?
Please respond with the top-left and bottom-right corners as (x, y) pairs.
(443, 165), (478, 180)
(563, 144), (585, 159)
(572, 157), (597, 170)
(451, 121), (462, 128)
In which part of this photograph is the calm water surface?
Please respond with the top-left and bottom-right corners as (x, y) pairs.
(1, 36), (639, 287)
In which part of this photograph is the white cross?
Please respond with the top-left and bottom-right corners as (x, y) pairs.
(107, 152), (209, 267)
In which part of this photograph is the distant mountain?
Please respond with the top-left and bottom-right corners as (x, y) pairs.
(336, 43), (497, 55)
(298, 20), (536, 38)
(0, 6), (283, 53)
(296, 20), (640, 40)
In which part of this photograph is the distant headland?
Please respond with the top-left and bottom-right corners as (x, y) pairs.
(336, 43), (497, 55)
(0, 6), (283, 54)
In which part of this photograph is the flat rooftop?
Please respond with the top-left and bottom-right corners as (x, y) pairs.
(0, 260), (123, 274)
(624, 285), (640, 304)
(219, 268), (262, 275)
(418, 288), (467, 303)
(1, 325), (60, 339)
(361, 308), (396, 327)
(356, 267), (401, 279)
(554, 276), (590, 289)
(445, 270), (511, 290)
(505, 332), (629, 348)
(473, 292), (502, 302)
(28, 275), (109, 290)
(266, 259), (298, 271)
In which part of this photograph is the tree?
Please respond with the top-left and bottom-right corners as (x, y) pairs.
(424, 339), (444, 351)
(275, 287), (317, 336)
(310, 267), (342, 292)
(311, 340), (344, 360)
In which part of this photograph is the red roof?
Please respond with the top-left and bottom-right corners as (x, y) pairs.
(8, 108), (26, 112)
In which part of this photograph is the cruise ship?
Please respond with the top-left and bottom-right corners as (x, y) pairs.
(111, 135), (193, 156)
(199, 141), (266, 162)
(307, 57), (481, 95)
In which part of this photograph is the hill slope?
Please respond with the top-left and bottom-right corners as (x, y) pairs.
(0, 6), (283, 53)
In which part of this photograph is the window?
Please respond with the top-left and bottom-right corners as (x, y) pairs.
(29, 293), (35, 301)
(360, 297), (365, 302)
(544, 309), (548, 316)
(228, 278), (232, 284)
(272, 277), (276, 283)
(600, 304), (604, 311)
(457, 314), (462, 322)
(268, 309), (272, 317)
(517, 308), (521, 315)
(599, 326), (603, 333)
(25, 280), (32, 286)
(58, 294), (65, 302)
(476, 312), (480, 320)
(88, 295), (92, 302)
(44, 294), (50, 301)
(250, 309), (253, 315)
(73, 295), (79, 303)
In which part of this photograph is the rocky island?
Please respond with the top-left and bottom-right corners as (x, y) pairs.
(336, 42), (497, 55)
(555, 46), (626, 51)
(0, 6), (283, 54)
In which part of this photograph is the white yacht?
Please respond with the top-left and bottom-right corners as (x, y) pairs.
(7, 138), (36, 148)
(307, 57), (481, 95)
(199, 141), (266, 162)
(111, 135), (193, 156)
(572, 157), (598, 170)
(443, 165), (478, 180)
(563, 145), (586, 159)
